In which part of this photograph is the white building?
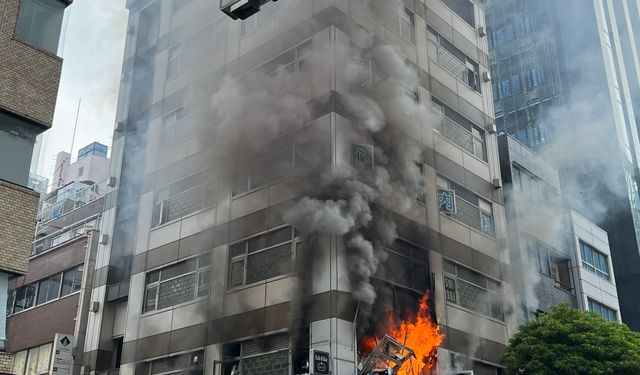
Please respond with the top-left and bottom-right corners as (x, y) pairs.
(570, 211), (621, 322)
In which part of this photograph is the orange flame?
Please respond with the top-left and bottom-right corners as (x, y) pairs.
(361, 294), (444, 375)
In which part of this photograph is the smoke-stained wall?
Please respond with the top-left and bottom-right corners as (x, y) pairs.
(488, 0), (640, 330)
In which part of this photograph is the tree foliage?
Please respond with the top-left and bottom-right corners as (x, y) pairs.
(503, 304), (640, 375)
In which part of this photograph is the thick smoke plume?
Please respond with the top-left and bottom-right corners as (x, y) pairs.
(198, 12), (434, 350)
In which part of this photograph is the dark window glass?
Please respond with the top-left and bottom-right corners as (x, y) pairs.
(15, 0), (66, 54)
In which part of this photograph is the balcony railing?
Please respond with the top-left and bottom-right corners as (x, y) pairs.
(38, 179), (111, 224)
(435, 117), (486, 161)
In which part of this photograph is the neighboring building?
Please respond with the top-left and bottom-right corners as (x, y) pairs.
(498, 134), (621, 325)
(0, 0), (72, 371)
(5, 181), (107, 375)
(488, 0), (640, 330)
(569, 210), (621, 322)
(84, 1), (514, 375)
(53, 142), (111, 189)
(498, 134), (576, 324)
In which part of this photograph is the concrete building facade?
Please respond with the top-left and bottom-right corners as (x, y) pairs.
(84, 1), (515, 374)
(0, 0), (72, 371)
(498, 134), (622, 325)
(488, 0), (640, 330)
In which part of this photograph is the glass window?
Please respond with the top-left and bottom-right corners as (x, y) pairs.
(432, 98), (486, 160)
(441, 0), (475, 27)
(13, 284), (37, 313)
(400, 8), (415, 44)
(61, 266), (83, 296)
(14, 0), (66, 54)
(588, 299), (617, 322)
(166, 45), (182, 79)
(227, 227), (301, 288)
(36, 343), (52, 374)
(143, 254), (211, 312)
(580, 242), (610, 280)
(441, 178), (494, 236)
(443, 260), (503, 320)
(12, 350), (27, 375)
(37, 273), (61, 305)
(352, 144), (374, 171)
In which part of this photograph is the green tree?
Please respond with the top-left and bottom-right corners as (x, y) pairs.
(503, 304), (640, 375)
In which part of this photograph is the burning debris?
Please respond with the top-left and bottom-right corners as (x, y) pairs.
(359, 295), (443, 375)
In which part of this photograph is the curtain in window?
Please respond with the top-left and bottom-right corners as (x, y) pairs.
(15, 0), (65, 54)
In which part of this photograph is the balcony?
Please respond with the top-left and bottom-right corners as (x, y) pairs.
(38, 179), (110, 224)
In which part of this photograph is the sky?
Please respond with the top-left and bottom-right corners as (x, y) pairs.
(35, 0), (129, 187)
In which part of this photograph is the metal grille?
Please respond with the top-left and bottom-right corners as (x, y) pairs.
(441, 117), (474, 154)
(454, 198), (481, 231)
(241, 351), (289, 375)
(441, 0), (475, 27)
(242, 333), (289, 356)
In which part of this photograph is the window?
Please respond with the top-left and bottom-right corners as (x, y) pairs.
(527, 238), (573, 291)
(441, 0), (475, 27)
(160, 107), (188, 148)
(228, 226), (301, 288)
(37, 273), (61, 305)
(12, 343), (53, 375)
(143, 253), (211, 312)
(14, 0), (66, 54)
(152, 172), (216, 227)
(399, 8), (416, 44)
(221, 333), (290, 375)
(512, 164), (550, 203)
(528, 238), (552, 277)
(443, 260), (503, 320)
(580, 241), (610, 280)
(136, 350), (204, 375)
(437, 176), (494, 236)
(352, 144), (374, 171)
(9, 265), (84, 314)
(526, 66), (545, 88)
(428, 27), (480, 92)
(363, 1), (415, 44)
(241, 0), (282, 36)
(259, 40), (312, 78)
(379, 239), (429, 291)
(232, 141), (322, 196)
(166, 45), (183, 79)
(12, 283), (37, 313)
(61, 265), (83, 296)
(432, 98), (486, 160)
(588, 299), (617, 322)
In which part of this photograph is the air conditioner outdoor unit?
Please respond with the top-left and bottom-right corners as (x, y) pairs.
(489, 122), (498, 134)
(100, 234), (109, 245)
(220, 0), (278, 20)
(478, 26), (487, 37)
(107, 177), (117, 187)
(483, 71), (492, 82)
(115, 121), (126, 132)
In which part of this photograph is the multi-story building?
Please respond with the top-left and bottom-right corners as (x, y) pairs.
(488, 0), (640, 330)
(53, 142), (111, 190)
(5, 185), (104, 375)
(498, 134), (576, 324)
(498, 134), (621, 325)
(0, 0), (72, 371)
(569, 210), (621, 323)
(84, 1), (515, 374)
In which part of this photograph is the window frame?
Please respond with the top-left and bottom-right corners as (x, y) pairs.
(579, 241), (610, 280)
(443, 259), (504, 321)
(143, 253), (212, 313)
(431, 98), (487, 161)
(226, 226), (302, 289)
(588, 298), (617, 322)
(8, 265), (84, 315)
(427, 27), (481, 92)
(437, 176), (495, 237)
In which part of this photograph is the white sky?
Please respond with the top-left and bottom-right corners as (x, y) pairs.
(36, 0), (129, 186)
